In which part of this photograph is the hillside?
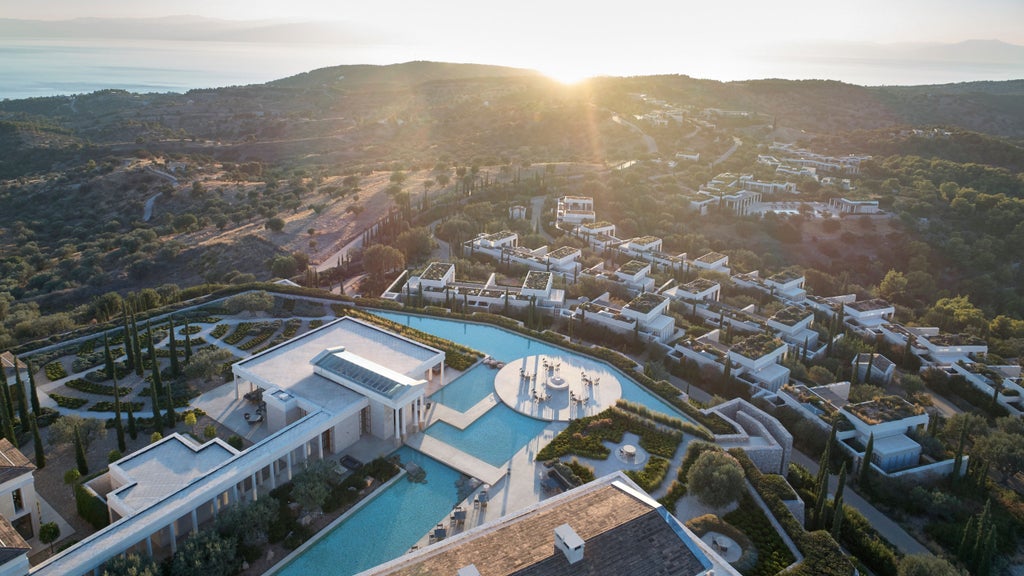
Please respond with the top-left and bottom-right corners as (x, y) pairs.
(0, 61), (1023, 349)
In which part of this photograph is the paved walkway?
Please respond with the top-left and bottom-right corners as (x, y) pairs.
(791, 450), (931, 556)
(404, 434), (506, 486)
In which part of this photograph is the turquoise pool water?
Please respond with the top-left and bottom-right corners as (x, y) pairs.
(376, 311), (689, 421)
(429, 364), (495, 412)
(425, 404), (548, 467)
(274, 447), (463, 576)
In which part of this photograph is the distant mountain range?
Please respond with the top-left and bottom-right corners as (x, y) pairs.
(771, 39), (1024, 65)
(0, 16), (390, 45)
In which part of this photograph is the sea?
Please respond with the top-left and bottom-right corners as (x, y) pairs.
(2, 38), (1023, 100)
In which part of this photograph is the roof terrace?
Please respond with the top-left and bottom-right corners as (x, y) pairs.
(845, 396), (924, 425)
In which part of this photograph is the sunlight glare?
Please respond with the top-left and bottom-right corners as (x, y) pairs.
(539, 63), (593, 85)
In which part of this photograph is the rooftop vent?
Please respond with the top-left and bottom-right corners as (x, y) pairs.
(554, 523), (585, 565)
(457, 565), (482, 576)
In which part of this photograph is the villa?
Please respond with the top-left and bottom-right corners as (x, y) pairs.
(577, 220), (617, 239)
(664, 278), (721, 303)
(852, 353), (896, 385)
(0, 440), (36, 576)
(842, 298), (895, 335)
(556, 196), (596, 228)
(829, 198), (879, 215)
(839, 396), (928, 473)
(691, 252), (730, 274)
(731, 270), (807, 302)
(613, 260), (655, 292)
(570, 292), (676, 343)
(34, 316), (448, 576)
(878, 323), (988, 366)
(672, 331), (790, 392)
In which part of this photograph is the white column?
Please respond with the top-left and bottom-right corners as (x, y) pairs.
(318, 433), (325, 460)
(393, 408), (400, 440)
(287, 451), (293, 481)
(146, 536), (153, 557)
(234, 375), (240, 400)
(168, 522), (177, 554)
(191, 509), (198, 533)
(252, 473), (259, 500)
(270, 463), (278, 489)
(440, 363), (445, 387)
(232, 485), (240, 504)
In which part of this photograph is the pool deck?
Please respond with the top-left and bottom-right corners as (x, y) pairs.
(494, 354), (622, 421)
(404, 433), (507, 486)
(425, 392), (500, 430)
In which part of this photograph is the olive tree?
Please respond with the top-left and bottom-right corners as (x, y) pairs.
(686, 451), (745, 508)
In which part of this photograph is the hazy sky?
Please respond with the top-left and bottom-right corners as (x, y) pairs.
(3, 0), (1023, 84)
(5, 0), (1022, 44)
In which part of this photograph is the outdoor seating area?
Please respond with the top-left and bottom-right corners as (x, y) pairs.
(243, 401), (266, 424)
(496, 355), (623, 422)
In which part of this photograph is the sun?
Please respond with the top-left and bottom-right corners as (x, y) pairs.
(539, 64), (593, 85)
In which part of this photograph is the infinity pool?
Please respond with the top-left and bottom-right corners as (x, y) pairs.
(274, 447), (462, 576)
(376, 311), (688, 421)
(429, 364), (495, 412)
(425, 403), (548, 467)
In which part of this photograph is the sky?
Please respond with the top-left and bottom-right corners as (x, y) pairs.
(2, 0), (1023, 86)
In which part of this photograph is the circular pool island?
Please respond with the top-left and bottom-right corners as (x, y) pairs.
(493, 354), (622, 422)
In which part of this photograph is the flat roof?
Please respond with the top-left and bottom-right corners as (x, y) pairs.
(313, 349), (423, 400)
(235, 316), (442, 413)
(873, 434), (920, 455)
(363, 475), (711, 576)
(112, 435), (235, 512)
(237, 317), (441, 385)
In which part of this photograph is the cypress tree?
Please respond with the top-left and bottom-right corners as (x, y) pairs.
(29, 414), (44, 469)
(131, 311), (143, 376)
(864, 353), (874, 384)
(112, 374), (126, 453)
(103, 333), (115, 379)
(13, 366), (29, 434)
(126, 400), (138, 440)
(832, 462), (847, 513)
(859, 433), (874, 489)
(147, 322), (163, 396)
(0, 390), (14, 444)
(1, 369), (14, 423)
(122, 305), (135, 372)
(27, 361), (40, 416)
(952, 420), (968, 484)
(183, 319), (193, 364)
(957, 515), (976, 559)
(73, 426), (89, 475)
(149, 380), (164, 435)
(830, 495), (844, 539)
(168, 316), (180, 378)
(164, 385), (177, 428)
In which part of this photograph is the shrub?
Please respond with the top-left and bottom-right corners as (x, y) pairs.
(625, 456), (671, 492)
(687, 451), (745, 508)
(724, 491), (797, 576)
(64, 378), (131, 396)
(227, 435), (243, 450)
(45, 361), (68, 380)
(74, 484), (110, 529)
(50, 393), (88, 409)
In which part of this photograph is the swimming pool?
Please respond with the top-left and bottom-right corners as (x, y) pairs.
(274, 447), (463, 576)
(425, 404), (548, 467)
(429, 364), (495, 412)
(375, 311), (689, 421)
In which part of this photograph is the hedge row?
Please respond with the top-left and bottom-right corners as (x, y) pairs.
(209, 324), (229, 339)
(729, 449), (855, 576)
(64, 378), (131, 397)
(625, 456), (671, 492)
(223, 322), (255, 345)
(50, 393), (88, 409)
(45, 361), (68, 380)
(89, 401), (144, 412)
(536, 407), (683, 461)
(724, 492), (797, 576)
